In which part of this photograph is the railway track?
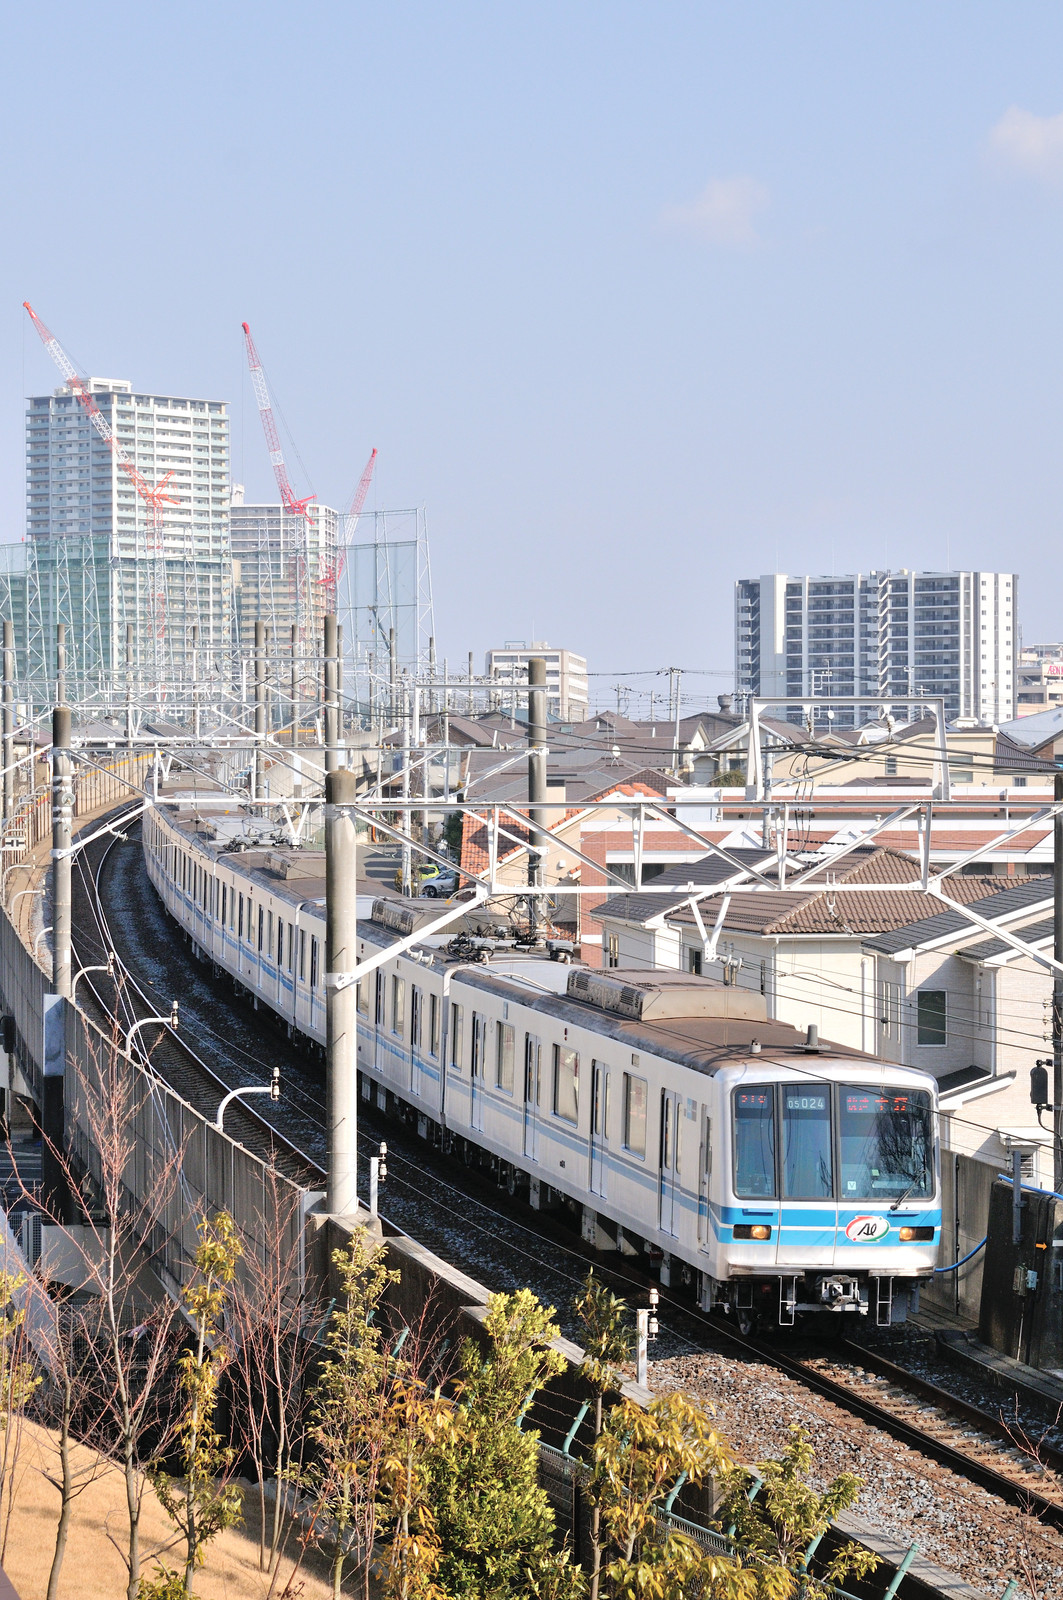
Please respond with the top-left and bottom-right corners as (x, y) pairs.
(79, 808), (1057, 1594)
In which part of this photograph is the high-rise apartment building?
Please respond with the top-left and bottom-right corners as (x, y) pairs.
(229, 493), (339, 660)
(485, 642), (589, 721)
(735, 570), (1016, 725)
(25, 380), (231, 700)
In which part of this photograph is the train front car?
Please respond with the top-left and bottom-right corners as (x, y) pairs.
(715, 1054), (939, 1332)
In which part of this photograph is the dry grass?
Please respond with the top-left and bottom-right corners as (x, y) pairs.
(2, 1420), (341, 1599)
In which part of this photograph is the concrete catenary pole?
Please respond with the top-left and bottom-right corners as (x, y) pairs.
(324, 614), (340, 774)
(254, 621), (267, 802)
(56, 623), (66, 711)
(1054, 771), (1063, 1193)
(527, 657), (548, 929)
(3, 621), (14, 828)
(325, 766), (359, 1216)
(51, 705), (72, 1001)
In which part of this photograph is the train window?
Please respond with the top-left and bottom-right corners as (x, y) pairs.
(392, 977), (406, 1037)
(839, 1086), (933, 1201)
(287, 925), (295, 972)
(258, 908), (264, 953)
(428, 994), (440, 1057)
(357, 980), (369, 1018)
(622, 1073), (647, 1158)
(916, 990), (947, 1047)
(238, 895), (244, 940)
(553, 1046), (579, 1125)
(411, 988), (422, 1049)
(733, 1089), (776, 1199)
(449, 1004), (463, 1071)
(496, 1023), (515, 1094)
(220, 885), (226, 927)
(375, 971), (386, 1024)
(310, 937), (319, 989)
(267, 912), (274, 959)
(300, 928), (307, 982)
(782, 1088), (832, 1199)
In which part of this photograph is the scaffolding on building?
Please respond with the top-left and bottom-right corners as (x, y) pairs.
(338, 507), (435, 725)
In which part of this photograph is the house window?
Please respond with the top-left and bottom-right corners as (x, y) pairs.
(916, 989), (947, 1046)
(885, 756), (898, 776)
(496, 1022), (515, 1093)
(553, 1045), (579, 1124)
(622, 1071), (647, 1158)
(606, 933), (620, 969)
(687, 947), (703, 976)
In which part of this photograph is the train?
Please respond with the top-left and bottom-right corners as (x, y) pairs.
(143, 802), (942, 1330)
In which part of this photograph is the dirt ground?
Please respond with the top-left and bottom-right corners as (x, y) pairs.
(0, 1420), (342, 1600)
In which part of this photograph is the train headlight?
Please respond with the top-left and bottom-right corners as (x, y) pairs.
(733, 1224), (772, 1240)
(898, 1226), (935, 1242)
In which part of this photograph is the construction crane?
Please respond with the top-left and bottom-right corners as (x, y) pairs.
(323, 446), (378, 607)
(23, 301), (178, 686)
(241, 321), (315, 520)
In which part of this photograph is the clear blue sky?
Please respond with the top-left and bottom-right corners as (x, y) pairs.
(3, 3), (1063, 702)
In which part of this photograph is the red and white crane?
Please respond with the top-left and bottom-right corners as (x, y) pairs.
(23, 302), (177, 664)
(23, 302), (177, 520)
(323, 446), (378, 606)
(241, 320), (315, 520)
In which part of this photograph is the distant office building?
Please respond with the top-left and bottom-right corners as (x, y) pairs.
(25, 379), (231, 699)
(229, 491), (339, 659)
(485, 642), (589, 721)
(735, 570), (1016, 726)
(1016, 642), (1063, 717)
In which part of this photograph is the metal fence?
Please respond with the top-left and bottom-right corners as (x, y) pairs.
(0, 754), (308, 1298)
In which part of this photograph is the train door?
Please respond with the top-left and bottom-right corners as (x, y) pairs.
(470, 1013), (486, 1132)
(697, 1109), (712, 1246)
(659, 1089), (682, 1237)
(523, 1034), (540, 1160)
(589, 1063), (608, 1197)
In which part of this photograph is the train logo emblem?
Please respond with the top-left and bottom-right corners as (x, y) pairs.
(844, 1215), (890, 1243)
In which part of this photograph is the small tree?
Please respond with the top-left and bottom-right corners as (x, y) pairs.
(573, 1272), (632, 1600)
(0, 1271), (41, 1562)
(427, 1288), (582, 1600)
(228, 1169), (319, 1586)
(375, 1376), (456, 1600)
(294, 1230), (398, 1600)
(716, 1426), (880, 1599)
(591, 1392), (735, 1599)
(144, 1211), (244, 1596)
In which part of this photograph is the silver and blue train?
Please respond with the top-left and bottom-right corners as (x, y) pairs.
(144, 804), (942, 1329)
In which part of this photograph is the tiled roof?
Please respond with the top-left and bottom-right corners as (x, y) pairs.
(956, 914), (1055, 962)
(599, 848), (775, 923)
(862, 876), (1054, 955)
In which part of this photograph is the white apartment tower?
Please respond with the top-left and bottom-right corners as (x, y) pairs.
(26, 380), (231, 700)
(485, 642), (589, 721)
(735, 570), (1016, 725)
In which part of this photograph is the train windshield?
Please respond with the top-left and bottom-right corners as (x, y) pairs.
(733, 1089), (776, 1198)
(838, 1087), (933, 1202)
(782, 1087), (833, 1199)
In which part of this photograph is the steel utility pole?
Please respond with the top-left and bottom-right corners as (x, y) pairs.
(52, 705), (72, 1000)
(325, 766), (359, 1216)
(528, 657), (547, 933)
(324, 614), (340, 774)
(1054, 770), (1063, 1193)
(191, 623), (201, 743)
(290, 624), (299, 749)
(3, 621), (14, 829)
(254, 620), (267, 802)
(125, 623), (134, 753)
